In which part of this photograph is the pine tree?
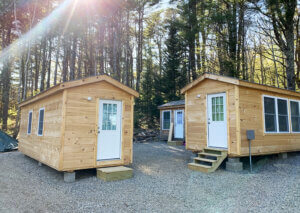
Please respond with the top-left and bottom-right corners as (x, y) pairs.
(162, 18), (185, 102)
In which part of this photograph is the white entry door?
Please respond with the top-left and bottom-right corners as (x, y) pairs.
(207, 93), (228, 148)
(174, 110), (184, 139)
(97, 100), (122, 161)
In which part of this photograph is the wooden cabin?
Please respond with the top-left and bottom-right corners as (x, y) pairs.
(18, 75), (139, 173)
(158, 100), (185, 141)
(181, 73), (300, 172)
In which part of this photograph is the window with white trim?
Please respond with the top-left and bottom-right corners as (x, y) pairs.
(162, 111), (171, 130)
(38, 108), (45, 136)
(264, 97), (277, 132)
(27, 111), (33, 134)
(263, 96), (289, 133)
(290, 100), (300, 132)
(277, 98), (289, 132)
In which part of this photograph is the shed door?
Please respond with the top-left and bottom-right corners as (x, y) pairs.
(207, 93), (228, 148)
(174, 110), (184, 139)
(97, 100), (122, 161)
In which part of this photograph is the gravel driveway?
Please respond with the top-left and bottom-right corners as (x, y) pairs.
(1, 142), (300, 213)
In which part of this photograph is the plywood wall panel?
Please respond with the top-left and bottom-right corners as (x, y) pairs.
(239, 86), (300, 156)
(18, 92), (63, 170)
(62, 81), (134, 171)
(185, 79), (238, 154)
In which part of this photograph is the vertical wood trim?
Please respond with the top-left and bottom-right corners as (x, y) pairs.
(235, 85), (241, 155)
(59, 90), (67, 171)
(185, 92), (188, 147)
(130, 96), (134, 163)
(226, 91), (231, 153)
(121, 99), (125, 164)
(94, 98), (100, 167)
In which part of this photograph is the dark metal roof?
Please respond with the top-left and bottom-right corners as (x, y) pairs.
(158, 100), (185, 109)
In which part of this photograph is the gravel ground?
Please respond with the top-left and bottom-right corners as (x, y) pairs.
(1, 142), (300, 213)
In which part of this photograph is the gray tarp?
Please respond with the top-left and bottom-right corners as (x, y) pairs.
(0, 131), (18, 152)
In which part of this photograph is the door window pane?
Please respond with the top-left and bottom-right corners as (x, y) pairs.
(102, 103), (117, 130)
(264, 97), (277, 132)
(291, 101), (300, 132)
(212, 96), (224, 121)
(277, 99), (289, 132)
(177, 112), (183, 124)
(163, 111), (171, 129)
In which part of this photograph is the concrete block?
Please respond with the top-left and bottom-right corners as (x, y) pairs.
(97, 166), (133, 182)
(226, 158), (243, 172)
(167, 141), (183, 146)
(278, 152), (288, 159)
(64, 172), (76, 183)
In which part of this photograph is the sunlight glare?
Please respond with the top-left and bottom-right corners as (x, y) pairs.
(0, 0), (73, 64)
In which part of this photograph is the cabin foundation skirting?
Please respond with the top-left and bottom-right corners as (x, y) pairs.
(226, 158), (243, 172)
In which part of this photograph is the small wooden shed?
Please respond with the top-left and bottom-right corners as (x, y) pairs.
(18, 75), (139, 172)
(158, 100), (185, 141)
(181, 73), (300, 158)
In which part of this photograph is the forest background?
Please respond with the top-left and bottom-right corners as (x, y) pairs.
(0, 0), (299, 137)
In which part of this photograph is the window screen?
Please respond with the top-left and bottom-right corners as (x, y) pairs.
(277, 99), (289, 132)
(27, 111), (32, 134)
(38, 108), (44, 136)
(291, 101), (300, 132)
(264, 97), (277, 132)
(163, 111), (171, 130)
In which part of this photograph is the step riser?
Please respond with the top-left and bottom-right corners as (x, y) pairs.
(194, 159), (213, 167)
(198, 154), (218, 161)
(203, 149), (223, 155)
(188, 164), (212, 173)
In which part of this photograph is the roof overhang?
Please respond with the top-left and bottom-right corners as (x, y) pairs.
(19, 75), (139, 107)
(181, 73), (300, 98)
(157, 104), (185, 110)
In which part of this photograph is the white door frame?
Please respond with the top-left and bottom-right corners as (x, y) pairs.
(174, 109), (184, 139)
(207, 93), (228, 149)
(97, 99), (122, 161)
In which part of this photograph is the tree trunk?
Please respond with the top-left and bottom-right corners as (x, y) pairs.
(70, 34), (78, 80)
(54, 37), (61, 85)
(46, 38), (52, 89)
(136, 3), (144, 92)
(34, 46), (40, 91)
(40, 38), (47, 91)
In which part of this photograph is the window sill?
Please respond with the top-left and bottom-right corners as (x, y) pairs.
(264, 132), (300, 136)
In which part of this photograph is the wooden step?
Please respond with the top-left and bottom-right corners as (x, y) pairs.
(194, 157), (217, 163)
(97, 166), (133, 182)
(188, 163), (212, 173)
(205, 147), (227, 152)
(188, 148), (228, 173)
(198, 152), (222, 158)
(167, 141), (183, 146)
(204, 147), (227, 156)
